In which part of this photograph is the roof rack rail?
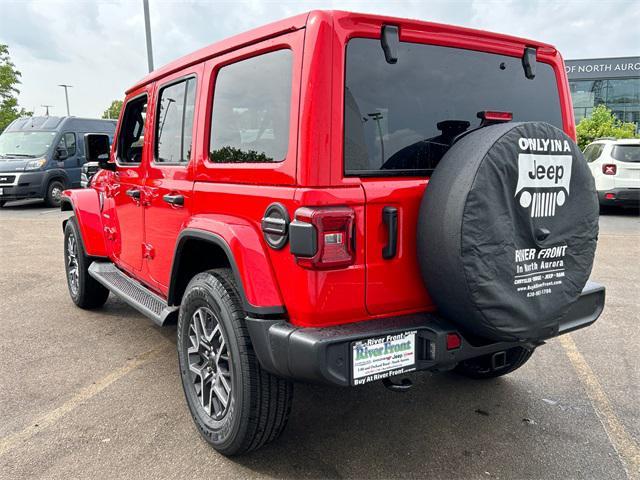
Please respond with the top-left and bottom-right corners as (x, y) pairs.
(595, 137), (617, 141)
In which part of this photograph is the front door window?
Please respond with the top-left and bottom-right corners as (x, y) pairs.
(118, 96), (147, 164)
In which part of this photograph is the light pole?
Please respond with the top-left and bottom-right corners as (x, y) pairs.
(41, 105), (54, 116)
(368, 112), (385, 163)
(143, 0), (154, 72)
(58, 84), (72, 116)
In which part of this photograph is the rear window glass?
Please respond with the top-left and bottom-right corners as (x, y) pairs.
(344, 38), (563, 175)
(611, 145), (640, 162)
(209, 49), (292, 163)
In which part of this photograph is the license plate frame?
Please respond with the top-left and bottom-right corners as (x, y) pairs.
(351, 330), (417, 385)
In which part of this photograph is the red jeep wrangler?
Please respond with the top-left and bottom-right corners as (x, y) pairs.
(61, 11), (604, 455)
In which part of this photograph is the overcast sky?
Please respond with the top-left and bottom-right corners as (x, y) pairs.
(1, 0), (638, 118)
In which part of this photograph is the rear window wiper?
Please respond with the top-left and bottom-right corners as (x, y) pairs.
(522, 47), (537, 79)
(381, 25), (399, 64)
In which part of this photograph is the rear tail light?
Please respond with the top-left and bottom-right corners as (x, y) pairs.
(604, 192), (616, 200)
(602, 164), (617, 175)
(289, 206), (355, 270)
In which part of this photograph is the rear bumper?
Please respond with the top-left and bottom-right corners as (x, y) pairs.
(598, 188), (640, 207)
(247, 281), (605, 386)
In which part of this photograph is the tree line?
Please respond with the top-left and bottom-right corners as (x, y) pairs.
(0, 44), (31, 132)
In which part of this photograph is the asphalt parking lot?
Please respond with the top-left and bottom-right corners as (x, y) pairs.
(0, 200), (638, 480)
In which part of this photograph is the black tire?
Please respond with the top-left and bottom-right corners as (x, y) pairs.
(0, 200), (5, 208)
(45, 179), (65, 207)
(177, 269), (293, 456)
(454, 346), (534, 379)
(418, 122), (599, 342)
(63, 217), (110, 309)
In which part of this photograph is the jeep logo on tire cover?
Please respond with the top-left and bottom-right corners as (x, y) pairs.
(515, 137), (573, 218)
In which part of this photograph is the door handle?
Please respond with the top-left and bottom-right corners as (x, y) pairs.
(382, 206), (398, 260)
(163, 194), (184, 206)
(126, 188), (141, 200)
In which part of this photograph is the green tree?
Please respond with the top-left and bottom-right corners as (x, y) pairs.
(102, 100), (123, 120)
(576, 105), (638, 150)
(0, 44), (32, 133)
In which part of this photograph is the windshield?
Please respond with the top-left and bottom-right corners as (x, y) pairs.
(612, 145), (640, 162)
(0, 131), (57, 158)
(344, 39), (563, 175)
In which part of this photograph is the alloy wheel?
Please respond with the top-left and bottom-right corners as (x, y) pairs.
(187, 307), (232, 420)
(66, 233), (79, 296)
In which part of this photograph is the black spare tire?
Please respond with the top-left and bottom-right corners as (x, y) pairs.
(418, 122), (598, 342)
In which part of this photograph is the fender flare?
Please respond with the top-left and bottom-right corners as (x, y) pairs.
(168, 227), (285, 316)
(60, 189), (108, 257)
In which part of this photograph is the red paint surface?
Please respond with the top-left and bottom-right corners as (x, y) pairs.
(65, 10), (576, 327)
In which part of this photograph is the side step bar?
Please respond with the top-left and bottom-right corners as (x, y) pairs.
(88, 261), (178, 326)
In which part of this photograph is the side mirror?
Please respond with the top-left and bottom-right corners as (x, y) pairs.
(85, 133), (115, 171)
(55, 146), (69, 160)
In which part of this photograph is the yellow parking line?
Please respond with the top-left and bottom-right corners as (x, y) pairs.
(0, 344), (170, 457)
(560, 334), (640, 480)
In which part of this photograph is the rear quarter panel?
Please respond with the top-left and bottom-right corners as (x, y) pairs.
(182, 210), (285, 310)
(189, 184), (370, 327)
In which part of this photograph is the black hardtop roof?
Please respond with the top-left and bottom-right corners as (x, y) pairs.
(6, 116), (116, 133)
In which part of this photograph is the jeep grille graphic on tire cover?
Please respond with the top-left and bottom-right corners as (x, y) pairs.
(530, 191), (558, 218)
(515, 153), (572, 218)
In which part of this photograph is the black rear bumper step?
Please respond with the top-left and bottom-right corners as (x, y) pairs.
(246, 281), (605, 387)
(557, 281), (605, 334)
(88, 262), (177, 326)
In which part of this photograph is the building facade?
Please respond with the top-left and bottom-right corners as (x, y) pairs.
(565, 56), (639, 131)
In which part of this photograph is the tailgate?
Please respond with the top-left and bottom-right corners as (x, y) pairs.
(612, 144), (640, 188)
(615, 162), (640, 188)
(362, 179), (434, 315)
(342, 27), (566, 317)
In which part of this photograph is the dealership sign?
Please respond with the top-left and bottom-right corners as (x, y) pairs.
(565, 57), (640, 80)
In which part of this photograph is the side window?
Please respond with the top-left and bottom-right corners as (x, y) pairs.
(57, 132), (76, 156)
(209, 49), (292, 163)
(117, 95), (148, 164)
(156, 78), (197, 163)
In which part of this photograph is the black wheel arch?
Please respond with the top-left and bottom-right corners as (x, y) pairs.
(60, 196), (74, 212)
(61, 198), (74, 235)
(63, 215), (88, 258)
(42, 169), (70, 196)
(168, 228), (285, 317)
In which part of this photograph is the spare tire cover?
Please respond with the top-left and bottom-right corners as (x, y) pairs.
(418, 122), (598, 342)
